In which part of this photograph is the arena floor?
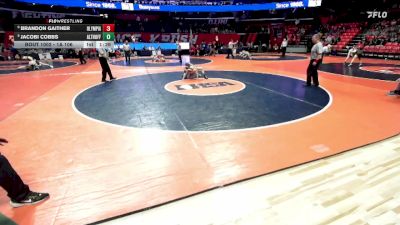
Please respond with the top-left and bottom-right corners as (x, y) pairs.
(0, 54), (399, 224)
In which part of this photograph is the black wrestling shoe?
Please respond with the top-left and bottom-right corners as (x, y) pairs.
(388, 90), (400, 96)
(10, 192), (49, 208)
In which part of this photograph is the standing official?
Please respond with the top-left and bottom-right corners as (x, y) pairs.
(122, 40), (131, 64)
(226, 39), (238, 59)
(306, 34), (323, 87)
(78, 49), (86, 65)
(281, 37), (288, 57)
(177, 41), (182, 64)
(98, 48), (116, 83)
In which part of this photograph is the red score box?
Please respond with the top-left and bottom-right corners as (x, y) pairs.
(102, 24), (115, 32)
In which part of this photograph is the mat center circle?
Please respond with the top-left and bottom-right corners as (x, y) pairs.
(74, 71), (331, 131)
(164, 78), (246, 96)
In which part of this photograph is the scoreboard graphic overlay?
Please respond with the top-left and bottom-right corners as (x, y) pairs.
(14, 20), (115, 49)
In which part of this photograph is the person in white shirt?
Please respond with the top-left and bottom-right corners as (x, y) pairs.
(226, 39), (238, 59)
(344, 46), (362, 67)
(122, 40), (131, 64)
(280, 37), (288, 57)
(321, 44), (332, 63)
(306, 34), (323, 87)
(322, 44), (332, 54)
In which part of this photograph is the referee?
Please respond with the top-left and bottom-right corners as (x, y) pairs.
(122, 40), (131, 64)
(176, 41), (182, 64)
(281, 37), (288, 57)
(98, 48), (116, 83)
(226, 39), (237, 59)
(78, 49), (86, 65)
(306, 34), (323, 87)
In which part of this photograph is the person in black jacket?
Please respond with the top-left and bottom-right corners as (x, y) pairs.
(78, 49), (87, 65)
(98, 48), (116, 82)
(0, 138), (49, 208)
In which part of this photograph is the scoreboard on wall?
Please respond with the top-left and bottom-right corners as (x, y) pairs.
(14, 20), (115, 49)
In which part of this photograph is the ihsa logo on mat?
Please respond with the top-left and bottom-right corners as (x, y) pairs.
(165, 78), (246, 96)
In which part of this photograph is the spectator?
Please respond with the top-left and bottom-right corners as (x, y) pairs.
(209, 42), (217, 56)
(273, 43), (279, 51)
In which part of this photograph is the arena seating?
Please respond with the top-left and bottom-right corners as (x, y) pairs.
(363, 43), (400, 58)
(285, 24), (311, 45)
(330, 23), (361, 52)
(361, 19), (400, 58)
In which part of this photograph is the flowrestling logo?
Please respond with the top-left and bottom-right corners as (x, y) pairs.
(367, 11), (388, 18)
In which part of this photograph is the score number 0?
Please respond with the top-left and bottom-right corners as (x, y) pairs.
(102, 24), (115, 41)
